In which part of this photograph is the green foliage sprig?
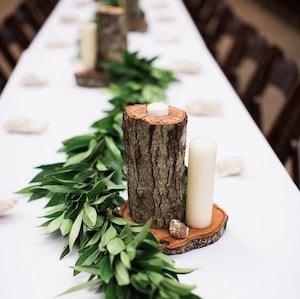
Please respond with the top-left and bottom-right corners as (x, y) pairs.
(19, 51), (201, 299)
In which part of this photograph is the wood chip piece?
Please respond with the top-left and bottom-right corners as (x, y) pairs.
(4, 117), (48, 134)
(0, 198), (19, 216)
(186, 100), (223, 116)
(216, 156), (245, 178)
(169, 60), (201, 74)
(20, 73), (48, 87)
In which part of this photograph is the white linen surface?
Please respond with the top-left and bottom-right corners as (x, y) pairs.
(0, 0), (299, 299)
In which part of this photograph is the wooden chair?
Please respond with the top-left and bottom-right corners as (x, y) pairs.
(17, 2), (41, 31)
(0, 66), (8, 94)
(244, 56), (298, 128)
(267, 83), (300, 187)
(226, 34), (282, 94)
(194, 0), (223, 34)
(4, 15), (31, 49)
(0, 25), (24, 69)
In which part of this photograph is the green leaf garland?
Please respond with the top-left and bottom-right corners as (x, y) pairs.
(19, 51), (201, 299)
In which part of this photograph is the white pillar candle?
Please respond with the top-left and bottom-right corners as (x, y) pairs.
(147, 102), (169, 116)
(186, 137), (217, 228)
(80, 23), (97, 70)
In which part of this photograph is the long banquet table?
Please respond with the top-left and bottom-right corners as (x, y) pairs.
(1, 0), (300, 298)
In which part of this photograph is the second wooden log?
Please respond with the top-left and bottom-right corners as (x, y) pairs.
(123, 104), (187, 229)
(97, 6), (127, 68)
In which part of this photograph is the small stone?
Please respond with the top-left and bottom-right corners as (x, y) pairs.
(0, 198), (19, 216)
(169, 219), (189, 239)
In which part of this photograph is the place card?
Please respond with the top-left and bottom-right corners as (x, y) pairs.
(186, 100), (223, 116)
(0, 198), (19, 216)
(20, 73), (49, 87)
(216, 156), (245, 178)
(4, 117), (48, 134)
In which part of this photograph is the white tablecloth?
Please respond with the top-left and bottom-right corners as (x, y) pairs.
(1, 1), (299, 298)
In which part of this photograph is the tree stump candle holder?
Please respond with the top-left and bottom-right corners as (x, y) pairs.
(121, 0), (148, 32)
(75, 6), (127, 88)
(122, 103), (228, 254)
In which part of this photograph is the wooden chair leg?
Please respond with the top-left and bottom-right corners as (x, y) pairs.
(290, 139), (300, 188)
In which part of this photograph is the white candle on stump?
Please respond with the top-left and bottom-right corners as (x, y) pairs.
(186, 137), (217, 228)
(147, 102), (169, 116)
(80, 22), (97, 70)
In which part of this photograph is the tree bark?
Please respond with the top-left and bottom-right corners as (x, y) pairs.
(120, 0), (147, 32)
(96, 6), (127, 68)
(120, 0), (144, 22)
(123, 104), (187, 229)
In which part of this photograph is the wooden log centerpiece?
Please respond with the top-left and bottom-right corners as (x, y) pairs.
(75, 6), (127, 88)
(123, 103), (187, 229)
(120, 0), (148, 32)
(121, 103), (228, 254)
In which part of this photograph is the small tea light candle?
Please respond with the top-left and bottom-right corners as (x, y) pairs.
(147, 102), (169, 116)
(80, 22), (97, 70)
(186, 137), (217, 228)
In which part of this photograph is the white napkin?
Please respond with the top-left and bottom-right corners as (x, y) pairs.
(186, 100), (223, 117)
(20, 73), (49, 87)
(216, 157), (245, 178)
(169, 60), (201, 74)
(0, 198), (19, 216)
(4, 117), (48, 134)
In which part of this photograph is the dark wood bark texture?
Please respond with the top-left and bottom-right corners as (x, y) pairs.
(75, 69), (111, 88)
(97, 6), (127, 68)
(123, 104), (187, 229)
(121, 0), (144, 22)
(121, 0), (147, 32)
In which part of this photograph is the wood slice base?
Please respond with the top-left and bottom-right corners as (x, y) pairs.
(75, 69), (111, 88)
(127, 19), (148, 32)
(120, 202), (228, 255)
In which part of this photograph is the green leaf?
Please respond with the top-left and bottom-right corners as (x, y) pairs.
(161, 278), (196, 296)
(120, 251), (131, 269)
(58, 278), (102, 296)
(83, 205), (97, 228)
(60, 219), (73, 236)
(73, 265), (100, 276)
(99, 255), (114, 283)
(115, 259), (130, 286)
(98, 225), (117, 251)
(107, 238), (125, 255)
(41, 185), (77, 194)
(64, 139), (97, 166)
(69, 210), (83, 251)
(130, 219), (152, 249)
(87, 180), (106, 201)
(48, 214), (64, 233)
(110, 217), (128, 226)
(105, 136), (122, 162)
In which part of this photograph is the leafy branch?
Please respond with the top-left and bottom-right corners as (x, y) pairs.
(19, 51), (200, 299)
